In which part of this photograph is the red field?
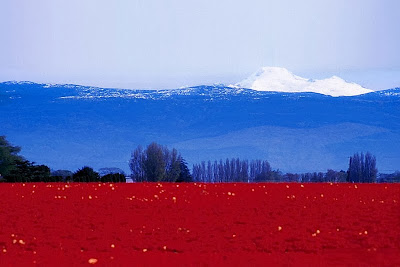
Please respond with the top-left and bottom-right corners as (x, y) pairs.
(0, 183), (399, 266)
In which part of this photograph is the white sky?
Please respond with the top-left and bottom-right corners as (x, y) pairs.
(1, 0), (399, 90)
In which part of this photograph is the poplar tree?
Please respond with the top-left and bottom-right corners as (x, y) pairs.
(347, 152), (377, 183)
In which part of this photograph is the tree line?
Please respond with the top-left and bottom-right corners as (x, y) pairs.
(1, 135), (398, 183)
(0, 136), (126, 183)
(192, 159), (349, 183)
(192, 153), (378, 183)
(192, 159), (279, 182)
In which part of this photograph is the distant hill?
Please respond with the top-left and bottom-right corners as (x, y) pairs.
(1, 81), (399, 173)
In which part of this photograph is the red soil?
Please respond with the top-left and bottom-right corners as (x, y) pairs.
(0, 183), (399, 266)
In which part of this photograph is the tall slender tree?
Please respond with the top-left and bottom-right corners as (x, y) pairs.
(129, 145), (144, 182)
(348, 152), (377, 183)
(165, 148), (180, 182)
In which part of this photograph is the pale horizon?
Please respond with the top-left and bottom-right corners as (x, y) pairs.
(1, 67), (399, 92)
(1, 0), (400, 90)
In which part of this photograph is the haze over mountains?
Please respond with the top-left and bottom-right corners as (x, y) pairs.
(0, 72), (399, 174)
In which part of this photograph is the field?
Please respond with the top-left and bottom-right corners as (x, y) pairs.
(0, 183), (399, 266)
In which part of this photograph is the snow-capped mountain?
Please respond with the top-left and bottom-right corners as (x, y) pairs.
(0, 81), (399, 174)
(235, 67), (373, 97)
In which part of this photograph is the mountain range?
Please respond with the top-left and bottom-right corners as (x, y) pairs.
(1, 69), (399, 174)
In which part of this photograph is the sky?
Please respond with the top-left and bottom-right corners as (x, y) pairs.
(1, 0), (400, 90)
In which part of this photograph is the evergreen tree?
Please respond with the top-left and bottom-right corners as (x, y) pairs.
(0, 136), (24, 177)
(30, 165), (51, 182)
(73, 167), (100, 182)
(4, 159), (51, 182)
(176, 157), (192, 182)
(5, 159), (32, 182)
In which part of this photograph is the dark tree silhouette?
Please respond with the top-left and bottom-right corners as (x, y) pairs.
(51, 170), (73, 182)
(144, 143), (166, 182)
(98, 167), (125, 177)
(101, 173), (126, 183)
(73, 167), (100, 182)
(0, 136), (24, 177)
(176, 158), (192, 182)
(129, 145), (145, 182)
(348, 152), (377, 183)
(129, 143), (189, 182)
(192, 158), (272, 183)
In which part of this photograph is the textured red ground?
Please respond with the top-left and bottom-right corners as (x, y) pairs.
(0, 183), (399, 266)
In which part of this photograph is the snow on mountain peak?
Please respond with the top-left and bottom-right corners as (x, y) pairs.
(236, 67), (373, 97)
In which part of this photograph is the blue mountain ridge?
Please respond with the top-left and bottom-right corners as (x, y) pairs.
(1, 81), (399, 174)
